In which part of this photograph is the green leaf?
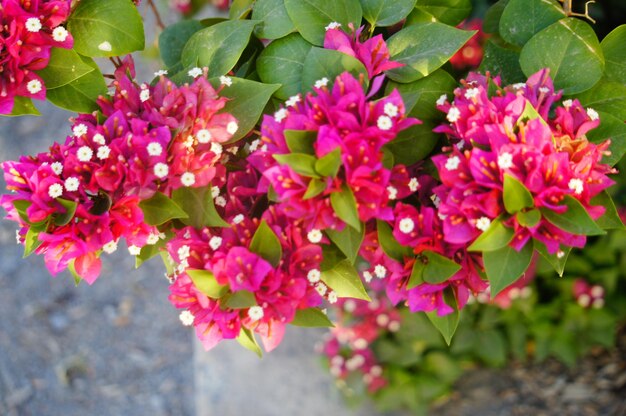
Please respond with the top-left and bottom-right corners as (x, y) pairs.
(315, 148), (342, 177)
(225, 290), (257, 309)
(273, 153), (320, 177)
(45, 55), (107, 113)
(540, 195), (605, 236)
(214, 77), (280, 143)
(171, 186), (228, 228)
(252, 0), (296, 39)
(407, 258), (425, 289)
(159, 20), (205, 69)
(181, 20), (259, 77)
(361, 0), (416, 27)
(572, 79), (626, 122)
(421, 251), (461, 284)
(591, 191), (625, 230)
(503, 174), (534, 214)
(37, 48), (94, 89)
(478, 39), (526, 86)
(291, 308), (334, 327)
(229, 0), (255, 19)
(377, 220), (413, 262)
(135, 239), (165, 269)
(67, 259), (82, 286)
(468, 217), (514, 252)
(383, 120), (439, 165)
(326, 225), (365, 264)
(499, 0), (565, 47)
(23, 228), (42, 258)
(586, 111), (626, 166)
(236, 327), (262, 357)
(4, 97), (40, 117)
(426, 289), (459, 345)
(140, 191), (188, 226)
(518, 99), (547, 125)
(519, 18), (604, 95)
(475, 329), (507, 367)
(303, 178), (327, 199)
(257, 33), (313, 100)
(67, 0), (144, 57)
(483, 243), (533, 296)
(301, 47), (368, 93)
(284, 0), (363, 46)
(321, 259), (371, 301)
(386, 22), (475, 83)
(53, 198), (77, 226)
(516, 209), (541, 228)
(483, 0), (510, 34)
(601, 24), (626, 86)
(413, 0), (472, 26)
(534, 240), (570, 276)
(284, 130), (317, 154)
(187, 269), (229, 298)
(330, 185), (361, 231)
(249, 219), (283, 267)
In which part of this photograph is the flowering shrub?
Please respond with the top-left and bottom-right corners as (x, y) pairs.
(1, 0), (625, 366)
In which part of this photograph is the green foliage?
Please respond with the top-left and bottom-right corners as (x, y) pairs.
(171, 187), (227, 228)
(159, 20), (205, 70)
(503, 174), (534, 214)
(321, 259), (371, 301)
(139, 192), (188, 226)
(249, 219), (283, 267)
(5, 97), (40, 117)
(301, 48), (368, 93)
(251, 0), (296, 40)
(498, 0), (565, 47)
(291, 308), (335, 327)
(601, 25), (626, 86)
(540, 195), (605, 236)
(361, 0), (417, 27)
(236, 327), (263, 357)
(468, 217), (514, 252)
(412, 0), (472, 26)
(326, 225), (364, 264)
(483, 243), (533, 296)
(330, 185), (362, 231)
(187, 269), (229, 298)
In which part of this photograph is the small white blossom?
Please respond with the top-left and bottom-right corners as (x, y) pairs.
(353, 338), (368, 350)
(128, 245), (142, 256)
(209, 236), (223, 250)
(226, 121), (238, 135)
(219, 75), (232, 86)
(154, 69), (168, 77)
(436, 94), (447, 106)
(196, 129), (212, 144)
(26, 79), (42, 95)
(384, 102), (399, 117)
(274, 108), (288, 123)
(464, 88), (479, 99)
(77, 146), (93, 162)
(343, 300), (356, 313)
(147, 142), (163, 157)
(102, 240), (118, 254)
(211, 142), (223, 155)
(51, 162), (63, 175)
(387, 185), (397, 200)
(512, 83), (526, 90)
(327, 291), (338, 304)
(92, 133), (106, 145)
(592, 298), (604, 309)
(146, 234), (160, 245)
(249, 139), (261, 152)
(445, 155), (460, 171)
(590, 285), (604, 298)
(497, 152), (513, 170)
(562, 99), (573, 108)
(307, 229), (323, 243)
(48, 183), (63, 199)
(377, 115), (392, 131)
(476, 216), (491, 232)
(345, 355), (365, 371)
(215, 196), (226, 207)
(539, 87), (550, 94)
(556, 250), (565, 259)
(438, 212), (448, 221)
(508, 287), (521, 300)
(577, 293), (591, 308)
(399, 218), (415, 234)
(314, 77), (329, 89)
(248, 306), (264, 321)
(188, 67), (203, 78)
(307, 269), (321, 284)
(25, 17), (42, 32)
(370, 365), (383, 377)
(52, 26), (69, 42)
(233, 214), (244, 224)
(376, 314), (389, 327)
(178, 245), (190, 260)
(211, 186), (220, 198)
(315, 283), (328, 296)
(388, 321), (401, 332)
(586, 107), (599, 121)
(73, 124), (88, 137)
(374, 264), (387, 279)
(520, 287), (532, 299)
(98, 41), (112, 52)
(285, 95), (300, 107)
(457, 139), (466, 150)
(447, 107), (461, 123)
(408, 177), (419, 192)
(154, 163), (169, 178)
(568, 178), (584, 195)
(179, 310), (195, 326)
(64, 177), (79, 192)
(363, 271), (373, 283)
(430, 194), (441, 208)
(227, 146), (239, 155)
(325, 22), (341, 31)
(181, 172), (196, 187)
(97, 145), (111, 160)
(140, 89), (150, 102)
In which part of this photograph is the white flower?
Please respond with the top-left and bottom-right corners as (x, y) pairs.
(445, 155), (460, 171)
(26, 79), (42, 95)
(140, 89), (150, 102)
(98, 41), (112, 52)
(464, 88), (479, 99)
(328, 291), (338, 304)
(386, 186), (397, 200)
(353, 338), (368, 350)
(97, 145), (111, 160)
(51, 162), (63, 175)
(307, 229), (323, 243)
(314, 77), (329, 88)
(384, 102), (399, 117)
(399, 218), (415, 234)
(362, 271), (373, 283)
(77, 146), (93, 162)
(188, 67), (203, 78)
(233, 214), (244, 224)
(146, 234), (160, 245)
(562, 99), (573, 108)
(590, 285), (604, 298)
(388, 321), (401, 332)
(408, 177), (419, 192)
(274, 108), (288, 123)
(48, 183), (63, 199)
(249, 139), (261, 152)
(512, 83), (526, 90)
(73, 124), (88, 137)
(457, 140), (466, 150)
(128, 245), (141, 256)
(447, 107), (461, 123)
(325, 22), (341, 31)
(154, 69), (168, 77)
(209, 236), (223, 250)
(556, 250), (565, 259)
(520, 287), (532, 299)
(52, 26), (69, 42)
(177, 245), (190, 260)
(248, 306), (264, 321)
(476, 216), (491, 232)
(307, 269), (321, 284)
(577, 293), (591, 308)
(431, 194), (441, 208)
(64, 177), (79, 192)
(343, 300), (356, 313)
(196, 129), (212, 144)
(181, 172), (196, 187)
(154, 163), (169, 178)
(179, 310), (195, 326)
(211, 186), (220, 199)
(586, 107), (599, 121)
(315, 283), (327, 296)
(370, 365), (383, 377)
(25, 17), (42, 32)
(211, 142), (223, 155)
(147, 142), (163, 157)
(497, 152), (513, 170)
(377, 115), (392, 131)
(102, 240), (118, 254)
(508, 287), (521, 300)
(92, 133), (106, 145)
(568, 178), (584, 195)
(215, 196), (226, 207)
(374, 264), (387, 279)
(592, 298), (604, 309)
(286, 95), (300, 107)
(219, 75), (232, 86)
(436, 94), (447, 106)
(226, 121), (238, 135)
(376, 314), (389, 327)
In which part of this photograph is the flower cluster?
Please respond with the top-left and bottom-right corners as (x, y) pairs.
(450, 19), (489, 71)
(0, 0), (73, 114)
(573, 278), (605, 309)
